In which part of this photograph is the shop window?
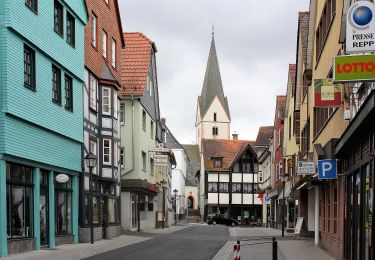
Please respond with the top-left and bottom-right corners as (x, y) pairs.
(219, 183), (228, 192)
(208, 182), (218, 192)
(232, 183), (242, 193)
(108, 198), (119, 224)
(83, 194), (100, 225)
(55, 173), (72, 235)
(6, 163), (34, 239)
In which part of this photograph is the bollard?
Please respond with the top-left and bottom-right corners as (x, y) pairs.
(233, 240), (240, 260)
(272, 237), (277, 260)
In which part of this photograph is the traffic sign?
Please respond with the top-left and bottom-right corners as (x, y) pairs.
(318, 159), (337, 180)
(297, 161), (316, 175)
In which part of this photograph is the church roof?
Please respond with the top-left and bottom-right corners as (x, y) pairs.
(198, 35), (230, 120)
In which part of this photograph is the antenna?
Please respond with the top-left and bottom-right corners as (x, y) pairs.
(212, 24), (215, 38)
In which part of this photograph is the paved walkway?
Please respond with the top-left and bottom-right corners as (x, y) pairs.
(213, 228), (334, 260)
(4, 225), (187, 260)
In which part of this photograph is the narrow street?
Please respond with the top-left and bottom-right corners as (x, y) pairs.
(86, 225), (229, 260)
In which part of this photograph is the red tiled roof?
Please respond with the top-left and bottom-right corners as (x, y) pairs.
(120, 32), (153, 96)
(202, 139), (256, 171)
(255, 126), (274, 146)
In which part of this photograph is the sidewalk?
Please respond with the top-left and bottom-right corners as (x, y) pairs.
(213, 239), (334, 260)
(229, 227), (294, 238)
(4, 224), (188, 260)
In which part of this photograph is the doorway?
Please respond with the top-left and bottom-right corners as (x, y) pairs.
(40, 171), (49, 247)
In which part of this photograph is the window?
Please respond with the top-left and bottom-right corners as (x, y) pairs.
(243, 183), (253, 193)
(89, 139), (97, 174)
(212, 127), (218, 136)
(214, 113), (217, 121)
(102, 88), (111, 115)
(6, 163), (34, 239)
(108, 198), (120, 224)
(214, 158), (222, 168)
(102, 30), (107, 58)
(232, 183), (242, 193)
(120, 104), (125, 123)
(233, 163), (240, 172)
(142, 151), (146, 171)
(219, 183), (228, 192)
(316, 0), (336, 61)
(142, 110), (146, 131)
(103, 139), (111, 164)
(208, 182), (218, 192)
(242, 160), (252, 173)
(83, 194), (100, 225)
(54, 0), (63, 36)
(120, 148), (124, 167)
(313, 107), (335, 137)
(24, 45), (36, 90)
(92, 13), (97, 47)
(55, 173), (72, 235)
(288, 116), (291, 139)
(52, 65), (61, 104)
(277, 129), (281, 147)
(66, 12), (75, 46)
(259, 172), (263, 182)
(26, 0), (37, 13)
(301, 118), (310, 155)
(150, 158), (154, 175)
(89, 74), (97, 110)
(65, 74), (73, 111)
(150, 121), (154, 139)
(111, 38), (116, 68)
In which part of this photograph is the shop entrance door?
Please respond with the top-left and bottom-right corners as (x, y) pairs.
(40, 171), (49, 247)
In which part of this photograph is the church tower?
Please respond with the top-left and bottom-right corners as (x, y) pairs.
(196, 32), (231, 147)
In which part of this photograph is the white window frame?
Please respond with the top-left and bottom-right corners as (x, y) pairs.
(113, 92), (118, 119)
(92, 14), (97, 47)
(120, 147), (124, 167)
(120, 103), (125, 124)
(102, 87), (111, 115)
(103, 139), (112, 165)
(102, 30), (107, 58)
(111, 38), (116, 68)
(89, 74), (97, 110)
(89, 139), (97, 174)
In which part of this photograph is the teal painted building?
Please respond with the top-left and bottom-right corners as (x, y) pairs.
(0, 0), (87, 256)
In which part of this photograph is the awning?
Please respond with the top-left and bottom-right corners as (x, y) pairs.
(277, 187), (291, 200)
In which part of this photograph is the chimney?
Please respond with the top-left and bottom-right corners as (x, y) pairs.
(232, 132), (239, 141)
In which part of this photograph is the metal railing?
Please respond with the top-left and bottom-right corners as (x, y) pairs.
(233, 237), (284, 260)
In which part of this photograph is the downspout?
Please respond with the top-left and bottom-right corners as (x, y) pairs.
(123, 94), (135, 175)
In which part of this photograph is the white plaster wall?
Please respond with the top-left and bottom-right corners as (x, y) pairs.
(102, 168), (112, 178)
(243, 194), (253, 204)
(219, 193), (229, 204)
(232, 194), (242, 204)
(102, 117), (112, 128)
(208, 174), (218, 182)
(308, 188), (316, 231)
(121, 192), (131, 231)
(243, 174), (252, 183)
(208, 193), (218, 204)
(232, 173), (242, 182)
(219, 174), (229, 182)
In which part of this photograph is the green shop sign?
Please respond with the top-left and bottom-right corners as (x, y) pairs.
(334, 54), (375, 82)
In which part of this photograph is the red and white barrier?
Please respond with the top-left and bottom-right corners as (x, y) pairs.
(233, 241), (240, 260)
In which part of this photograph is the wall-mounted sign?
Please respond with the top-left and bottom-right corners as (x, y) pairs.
(334, 54), (375, 82)
(346, 1), (375, 53)
(55, 174), (70, 183)
(154, 155), (169, 167)
(314, 79), (342, 107)
(318, 159), (337, 180)
(297, 161), (316, 175)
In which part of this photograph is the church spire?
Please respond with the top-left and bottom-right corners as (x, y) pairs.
(199, 31), (230, 120)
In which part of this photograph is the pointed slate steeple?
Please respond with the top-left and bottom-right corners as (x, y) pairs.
(199, 33), (230, 120)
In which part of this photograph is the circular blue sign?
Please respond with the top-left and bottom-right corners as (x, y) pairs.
(353, 6), (373, 26)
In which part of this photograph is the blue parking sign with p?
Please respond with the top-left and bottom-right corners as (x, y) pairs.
(318, 159), (337, 180)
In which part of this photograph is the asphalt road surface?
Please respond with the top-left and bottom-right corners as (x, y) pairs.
(85, 225), (229, 260)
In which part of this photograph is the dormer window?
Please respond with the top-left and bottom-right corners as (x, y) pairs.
(213, 158), (222, 168)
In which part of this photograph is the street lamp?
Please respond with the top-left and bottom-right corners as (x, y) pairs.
(84, 152), (97, 245)
(161, 180), (168, 229)
(173, 189), (178, 225)
(280, 173), (289, 238)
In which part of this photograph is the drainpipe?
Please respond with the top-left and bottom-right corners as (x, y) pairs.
(123, 95), (135, 175)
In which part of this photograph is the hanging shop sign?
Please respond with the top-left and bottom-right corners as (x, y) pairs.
(314, 79), (342, 107)
(297, 161), (316, 175)
(154, 154), (169, 167)
(346, 1), (375, 53)
(55, 173), (70, 183)
(334, 54), (375, 82)
(318, 159), (337, 180)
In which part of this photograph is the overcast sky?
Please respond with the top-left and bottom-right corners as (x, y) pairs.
(118, 0), (310, 144)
